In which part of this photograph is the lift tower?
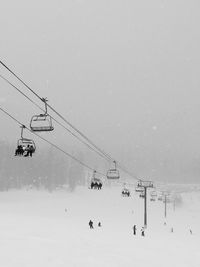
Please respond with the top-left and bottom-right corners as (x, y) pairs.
(162, 191), (170, 219)
(137, 180), (154, 228)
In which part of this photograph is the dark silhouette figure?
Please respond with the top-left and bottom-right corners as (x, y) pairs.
(20, 145), (24, 155)
(190, 229), (192, 234)
(133, 225), (136, 235)
(171, 227), (174, 233)
(122, 190), (130, 197)
(15, 145), (24, 156)
(29, 145), (34, 157)
(24, 145), (34, 157)
(91, 181), (102, 190)
(89, 220), (94, 229)
(97, 182), (99, 190)
(98, 222), (101, 227)
(98, 182), (102, 190)
(24, 145), (30, 157)
(15, 146), (20, 156)
(91, 182), (97, 189)
(141, 227), (145, 237)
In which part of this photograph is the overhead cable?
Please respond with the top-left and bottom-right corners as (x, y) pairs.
(0, 60), (140, 180)
(0, 106), (106, 176)
(0, 74), (113, 162)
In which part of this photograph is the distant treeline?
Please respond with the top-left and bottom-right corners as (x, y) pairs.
(0, 141), (86, 192)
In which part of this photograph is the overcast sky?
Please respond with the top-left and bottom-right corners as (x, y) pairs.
(0, 0), (200, 182)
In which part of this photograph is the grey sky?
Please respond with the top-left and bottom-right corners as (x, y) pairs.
(0, 0), (200, 182)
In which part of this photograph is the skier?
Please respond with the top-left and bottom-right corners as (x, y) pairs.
(141, 227), (145, 237)
(189, 229), (192, 234)
(89, 220), (94, 229)
(171, 227), (174, 233)
(98, 222), (101, 227)
(133, 225), (136, 235)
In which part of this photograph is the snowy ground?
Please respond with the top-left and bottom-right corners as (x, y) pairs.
(0, 186), (199, 267)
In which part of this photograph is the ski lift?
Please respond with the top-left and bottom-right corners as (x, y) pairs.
(107, 161), (120, 179)
(122, 188), (130, 197)
(90, 170), (103, 190)
(135, 187), (144, 193)
(18, 138), (36, 151)
(30, 98), (54, 132)
(15, 125), (36, 156)
(150, 190), (157, 197)
(150, 196), (156, 201)
(135, 184), (144, 193)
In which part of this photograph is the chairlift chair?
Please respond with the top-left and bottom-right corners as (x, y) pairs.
(150, 190), (157, 197)
(107, 161), (120, 179)
(15, 125), (36, 156)
(30, 98), (54, 132)
(135, 185), (144, 193)
(90, 170), (103, 189)
(122, 188), (130, 197)
(17, 138), (36, 152)
(30, 114), (54, 132)
(135, 187), (144, 193)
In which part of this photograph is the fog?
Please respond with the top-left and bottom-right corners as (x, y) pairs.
(0, 0), (200, 183)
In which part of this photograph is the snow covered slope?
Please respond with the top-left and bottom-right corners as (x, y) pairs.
(0, 186), (199, 267)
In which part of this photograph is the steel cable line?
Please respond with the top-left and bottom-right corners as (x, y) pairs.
(0, 74), (140, 181)
(0, 60), (140, 180)
(117, 164), (140, 181)
(0, 74), (113, 162)
(0, 106), (106, 176)
(0, 60), (113, 161)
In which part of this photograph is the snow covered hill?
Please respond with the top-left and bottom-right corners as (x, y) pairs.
(0, 186), (199, 267)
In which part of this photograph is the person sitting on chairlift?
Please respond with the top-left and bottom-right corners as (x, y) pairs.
(89, 220), (94, 229)
(24, 145), (34, 157)
(15, 145), (24, 156)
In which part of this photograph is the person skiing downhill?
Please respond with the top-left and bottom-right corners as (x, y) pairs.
(141, 227), (145, 237)
(89, 220), (94, 229)
(133, 225), (136, 235)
